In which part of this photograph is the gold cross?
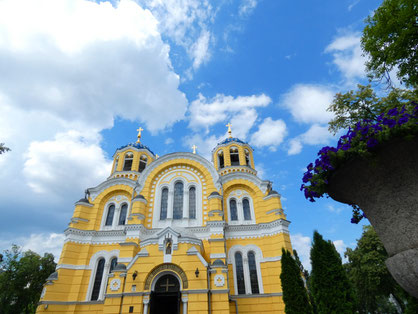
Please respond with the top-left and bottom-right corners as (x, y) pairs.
(226, 123), (232, 138)
(136, 127), (143, 143)
(160, 278), (175, 292)
(192, 145), (197, 154)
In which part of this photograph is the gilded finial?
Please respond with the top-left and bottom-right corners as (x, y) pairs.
(136, 127), (143, 143)
(192, 145), (197, 154)
(156, 154), (159, 159)
(226, 122), (232, 138)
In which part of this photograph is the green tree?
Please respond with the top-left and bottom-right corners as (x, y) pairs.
(362, 0), (418, 87)
(0, 143), (10, 154)
(327, 85), (418, 135)
(0, 245), (56, 314)
(310, 231), (355, 314)
(280, 248), (313, 314)
(345, 225), (406, 313)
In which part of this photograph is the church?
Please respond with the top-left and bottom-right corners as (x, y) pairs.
(37, 126), (294, 314)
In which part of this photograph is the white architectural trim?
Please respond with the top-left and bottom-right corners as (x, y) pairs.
(228, 245), (264, 295)
(136, 152), (221, 193)
(86, 250), (120, 301)
(56, 264), (89, 270)
(226, 190), (256, 225)
(221, 172), (271, 194)
(100, 195), (130, 231)
(87, 178), (136, 201)
(152, 169), (203, 228)
(225, 219), (290, 239)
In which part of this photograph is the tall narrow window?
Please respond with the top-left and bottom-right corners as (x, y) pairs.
(243, 199), (251, 221)
(118, 204), (127, 225)
(230, 147), (240, 166)
(189, 187), (196, 219)
(173, 182), (184, 219)
(114, 156), (119, 172)
(230, 199), (238, 221)
(110, 257), (118, 273)
(138, 155), (147, 173)
(123, 152), (134, 171)
(160, 188), (168, 220)
(218, 151), (224, 169)
(91, 258), (105, 301)
(248, 252), (259, 294)
(244, 149), (250, 167)
(105, 205), (115, 226)
(235, 252), (246, 294)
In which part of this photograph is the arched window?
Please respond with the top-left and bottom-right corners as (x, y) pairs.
(110, 257), (118, 273)
(118, 203), (127, 225)
(243, 198), (251, 221)
(105, 205), (115, 226)
(244, 149), (250, 166)
(235, 252), (246, 295)
(123, 152), (134, 171)
(114, 156), (119, 172)
(248, 252), (259, 294)
(218, 150), (225, 169)
(230, 147), (240, 166)
(173, 182), (184, 219)
(189, 187), (196, 219)
(138, 155), (147, 173)
(160, 188), (168, 220)
(91, 258), (105, 301)
(230, 199), (238, 221)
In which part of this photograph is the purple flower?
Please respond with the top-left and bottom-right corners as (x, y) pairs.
(367, 138), (379, 148)
(397, 115), (410, 125)
(382, 118), (396, 128)
(387, 108), (399, 116)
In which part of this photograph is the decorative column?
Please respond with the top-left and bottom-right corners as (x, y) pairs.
(183, 190), (189, 219)
(181, 294), (188, 314)
(243, 256), (251, 294)
(143, 295), (150, 314)
(167, 190), (174, 219)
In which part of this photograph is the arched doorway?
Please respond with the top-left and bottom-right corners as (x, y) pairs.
(150, 274), (180, 314)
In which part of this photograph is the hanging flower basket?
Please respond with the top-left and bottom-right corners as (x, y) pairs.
(301, 102), (418, 297)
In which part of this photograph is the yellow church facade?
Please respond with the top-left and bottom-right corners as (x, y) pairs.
(37, 130), (294, 314)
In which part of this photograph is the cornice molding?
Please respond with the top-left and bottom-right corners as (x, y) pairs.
(221, 172), (271, 194)
(87, 178), (136, 201)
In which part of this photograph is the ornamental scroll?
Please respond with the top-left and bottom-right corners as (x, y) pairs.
(144, 263), (188, 290)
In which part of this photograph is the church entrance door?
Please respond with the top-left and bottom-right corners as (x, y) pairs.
(150, 274), (180, 314)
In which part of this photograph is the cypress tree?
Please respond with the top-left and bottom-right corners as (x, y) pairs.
(280, 248), (313, 314)
(310, 231), (355, 314)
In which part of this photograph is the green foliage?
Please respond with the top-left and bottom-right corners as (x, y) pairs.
(0, 245), (56, 314)
(0, 143), (11, 154)
(362, 0), (418, 87)
(280, 248), (313, 314)
(327, 85), (418, 135)
(405, 296), (418, 314)
(345, 225), (405, 313)
(310, 231), (355, 314)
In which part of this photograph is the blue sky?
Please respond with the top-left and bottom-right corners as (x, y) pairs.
(0, 0), (383, 269)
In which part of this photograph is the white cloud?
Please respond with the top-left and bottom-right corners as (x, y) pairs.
(281, 84), (334, 124)
(239, 0), (258, 16)
(291, 233), (312, 271)
(191, 29), (211, 69)
(325, 33), (366, 83)
(138, 0), (214, 70)
(23, 131), (112, 197)
(327, 204), (344, 214)
(0, 233), (65, 262)
(250, 117), (287, 151)
(183, 133), (222, 160)
(188, 93), (271, 133)
(333, 239), (348, 262)
(287, 124), (334, 155)
(0, 0), (187, 133)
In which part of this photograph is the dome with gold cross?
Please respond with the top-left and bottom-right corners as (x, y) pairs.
(109, 127), (156, 180)
(212, 123), (256, 176)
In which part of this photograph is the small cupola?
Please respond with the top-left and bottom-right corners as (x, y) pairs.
(212, 123), (256, 176)
(110, 127), (156, 180)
